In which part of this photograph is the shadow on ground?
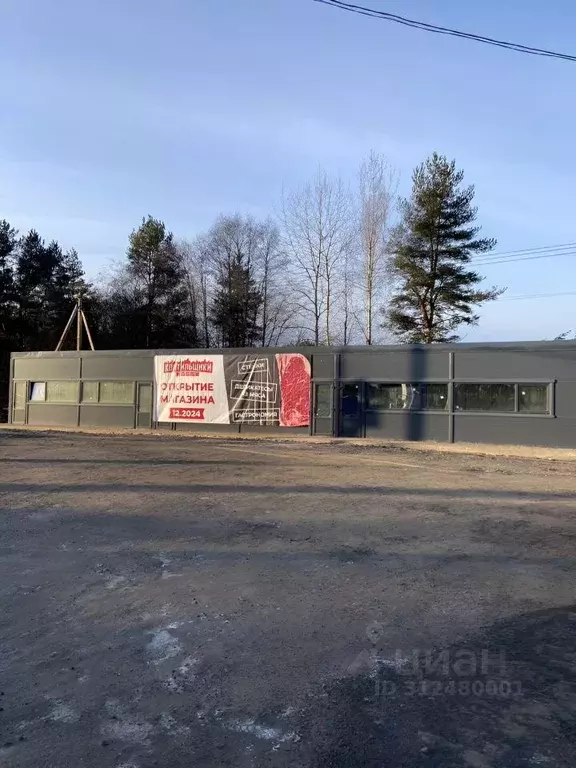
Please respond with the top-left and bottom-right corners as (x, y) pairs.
(293, 605), (576, 767)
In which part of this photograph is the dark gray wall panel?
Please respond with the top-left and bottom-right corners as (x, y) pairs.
(174, 422), (240, 434)
(28, 404), (78, 426)
(79, 405), (135, 428)
(453, 416), (576, 448)
(312, 354), (334, 379)
(14, 358), (80, 380)
(552, 382), (576, 418)
(454, 350), (576, 381)
(81, 355), (154, 380)
(340, 350), (449, 381)
(365, 412), (448, 442)
(238, 424), (308, 435)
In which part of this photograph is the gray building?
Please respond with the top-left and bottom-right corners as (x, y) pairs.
(8, 340), (576, 447)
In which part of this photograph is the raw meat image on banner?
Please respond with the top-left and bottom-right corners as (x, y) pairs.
(154, 353), (311, 426)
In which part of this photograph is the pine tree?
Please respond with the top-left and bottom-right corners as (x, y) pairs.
(0, 220), (17, 420)
(0, 220), (17, 342)
(13, 231), (88, 349)
(387, 153), (501, 343)
(122, 216), (195, 348)
(211, 260), (263, 347)
(14, 230), (54, 348)
(48, 247), (91, 349)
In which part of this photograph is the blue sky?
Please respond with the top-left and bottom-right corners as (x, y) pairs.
(1, 0), (575, 341)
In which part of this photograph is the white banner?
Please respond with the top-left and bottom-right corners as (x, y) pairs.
(154, 355), (230, 424)
(154, 352), (311, 426)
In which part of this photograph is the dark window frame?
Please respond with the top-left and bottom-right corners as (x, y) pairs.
(359, 379), (554, 417)
(365, 382), (449, 412)
(453, 381), (552, 416)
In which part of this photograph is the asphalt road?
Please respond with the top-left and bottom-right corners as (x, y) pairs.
(0, 431), (575, 767)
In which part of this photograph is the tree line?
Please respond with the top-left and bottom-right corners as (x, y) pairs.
(0, 151), (501, 416)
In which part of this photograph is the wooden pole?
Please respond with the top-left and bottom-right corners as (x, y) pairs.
(81, 310), (95, 351)
(55, 305), (78, 351)
(76, 295), (83, 351)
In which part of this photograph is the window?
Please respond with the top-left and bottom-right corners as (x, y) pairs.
(367, 383), (416, 410)
(29, 382), (46, 401)
(99, 381), (134, 404)
(454, 383), (550, 414)
(80, 381), (135, 404)
(46, 381), (78, 403)
(519, 384), (548, 414)
(342, 383), (360, 416)
(421, 384), (448, 411)
(315, 384), (331, 418)
(361, 382), (550, 415)
(138, 384), (153, 412)
(455, 383), (515, 412)
(366, 383), (448, 411)
(81, 381), (99, 403)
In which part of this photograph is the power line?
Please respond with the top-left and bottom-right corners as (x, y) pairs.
(344, 242), (576, 291)
(346, 251), (576, 290)
(499, 290), (576, 302)
(472, 242), (576, 261)
(477, 242), (576, 259)
(314, 0), (576, 62)
(473, 250), (576, 267)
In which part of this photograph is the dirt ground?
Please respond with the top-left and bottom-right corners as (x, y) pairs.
(0, 431), (575, 768)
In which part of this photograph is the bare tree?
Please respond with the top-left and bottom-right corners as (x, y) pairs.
(281, 169), (353, 345)
(339, 246), (356, 344)
(253, 218), (293, 346)
(180, 215), (293, 348)
(177, 237), (213, 347)
(358, 151), (397, 345)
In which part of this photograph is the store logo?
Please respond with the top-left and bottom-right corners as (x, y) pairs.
(164, 358), (214, 376)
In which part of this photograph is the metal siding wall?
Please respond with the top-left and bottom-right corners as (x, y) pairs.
(238, 424), (309, 436)
(79, 406), (135, 428)
(28, 404), (78, 426)
(451, 350), (576, 447)
(454, 350), (576, 380)
(312, 353), (334, 378)
(81, 355), (153, 380)
(550, 382), (574, 419)
(174, 422), (239, 434)
(14, 358), (80, 380)
(453, 416), (576, 448)
(9, 345), (576, 447)
(339, 349), (449, 380)
(364, 412), (448, 442)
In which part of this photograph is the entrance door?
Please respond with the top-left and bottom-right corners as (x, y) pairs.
(340, 382), (363, 437)
(137, 383), (153, 428)
(313, 382), (333, 435)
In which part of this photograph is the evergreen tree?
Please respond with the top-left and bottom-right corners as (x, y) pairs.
(48, 247), (90, 348)
(14, 230), (55, 348)
(387, 153), (501, 343)
(0, 220), (17, 420)
(211, 258), (263, 347)
(0, 219), (17, 342)
(120, 216), (196, 348)
(13, 232), (88, 350)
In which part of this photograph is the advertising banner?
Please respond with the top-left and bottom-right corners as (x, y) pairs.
(154, 352), (311, 427)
